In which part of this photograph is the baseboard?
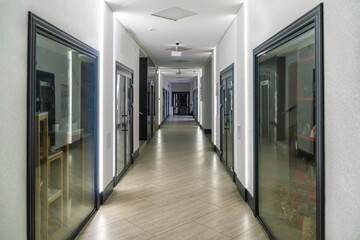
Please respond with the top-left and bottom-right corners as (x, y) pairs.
(214, 145), (221, 157)
(100, 180), (113, 205)
(132, 148), (139, 162)
(235, 176), (246, 201)
(139, 141), (147, 154)
(200, 125), (204, 131)
(246, 189), (256, 215)
(203, 129), (211, 134)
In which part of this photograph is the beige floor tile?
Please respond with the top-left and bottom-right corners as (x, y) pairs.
(232, 225), (269, 240)
(77, 219), (152, 240)
(195, 204), (258, 238)
(149, 221), (231, 240)
(127, 197), (219, 236)
(76, 116), (268, 240)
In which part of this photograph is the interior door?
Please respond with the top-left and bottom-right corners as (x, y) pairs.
(126, 76), (133, 166)
(260, 80), (270, 140)
(150, 84), (155, 137)
(226, 76), (233, 171)
(220, 79), (227, 163)
(220, 66), (234, 176)
(116, 68), (133, 180)
(116, 73), (126, 176)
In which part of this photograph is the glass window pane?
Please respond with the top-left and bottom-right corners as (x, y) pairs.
(258, 28), (316, 240)
(35, 33), (96, 239)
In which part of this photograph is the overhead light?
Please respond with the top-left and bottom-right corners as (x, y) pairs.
(148, 27), (155, 31)
(171, 51), (181, 57)
(151, 7), (198, 21)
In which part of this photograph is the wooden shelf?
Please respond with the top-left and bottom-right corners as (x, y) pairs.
(48, 189), (62, 204)
(48, 151), (63, 162)
(296, 55), (315, 64)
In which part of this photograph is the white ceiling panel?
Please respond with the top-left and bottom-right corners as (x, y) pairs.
(106, 0), (242, 74)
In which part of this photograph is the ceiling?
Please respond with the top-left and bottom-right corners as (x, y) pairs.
(161, 68), (198, 83)
(106, 0), (242, 74)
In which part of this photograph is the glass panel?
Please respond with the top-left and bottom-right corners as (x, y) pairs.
(226, 76), (233, 170)
(116, 74), (126, 175)
(258, 28), (316, 240)
(221, 82), (226, 162)
(35, 33), (96, 239)
(126, 77), (132, 166)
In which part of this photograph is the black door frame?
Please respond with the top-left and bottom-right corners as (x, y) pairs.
(172, 91), (191, 115)
(114, 61), (134, 186)
(219, 63), (235, 181)
(253, 4), (324, 240)
(27, 12), (100, 240)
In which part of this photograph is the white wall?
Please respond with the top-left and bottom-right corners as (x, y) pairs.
(171, 83), (191, 92)
(201, 56), (213, 130)
(0, 0), (102, 239)
(0, 1), (144, 238)
(214, 20), (236, 148)
(234, 4), (246, 191)
(101, 3), (114, 191)
(114, 18), (140, 152)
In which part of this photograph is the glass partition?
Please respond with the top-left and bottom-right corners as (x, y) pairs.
(33, 32), (97, 239)
(257, 28), (318, 240)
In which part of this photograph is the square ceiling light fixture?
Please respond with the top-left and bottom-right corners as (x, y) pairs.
(171, 51), (182, 57)
(152, 7), (198, 21)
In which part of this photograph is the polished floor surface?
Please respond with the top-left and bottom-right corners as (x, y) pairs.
(77, 116), (268, 240)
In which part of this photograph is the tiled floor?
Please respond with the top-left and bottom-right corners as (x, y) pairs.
(77, 116), (268, 240)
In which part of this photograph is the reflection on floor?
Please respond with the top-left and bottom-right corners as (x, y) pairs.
(77, 116), (268, 240)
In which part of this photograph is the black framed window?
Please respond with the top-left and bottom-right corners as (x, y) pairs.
(253, 4), (323, 240)
(27, 13), (99, 240)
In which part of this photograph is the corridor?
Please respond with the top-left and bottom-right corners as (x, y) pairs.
(77, 116), (267, 240)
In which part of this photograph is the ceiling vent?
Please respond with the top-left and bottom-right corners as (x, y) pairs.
(151, 7), (198, 21)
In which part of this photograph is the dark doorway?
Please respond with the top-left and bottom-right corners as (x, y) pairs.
(172, 92), (190, 115)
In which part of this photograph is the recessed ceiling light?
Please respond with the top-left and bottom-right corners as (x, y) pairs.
(151, 7), (198, 21)
(148, 27), (155, 31)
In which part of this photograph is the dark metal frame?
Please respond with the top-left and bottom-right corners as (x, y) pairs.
(219, 63), (235, 181)
(172, 91), (191, 115)
(253, 4), (324, 240)
(27, 12), (100, 240)
(114, 61), (134, 186)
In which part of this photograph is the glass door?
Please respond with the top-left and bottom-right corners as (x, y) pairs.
(115, 64), (133, 182)
(28, 15), (99, 239)
(116, 74), (126, 176)
(220, 65), (234, 176)
(220, 80), (227, 164)
(226, 76), (233, 171)
(254, 7), (324, 237)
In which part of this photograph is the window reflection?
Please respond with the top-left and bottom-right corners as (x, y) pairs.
(35, 34), (96, 239)
(258, 29), (316, 240)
